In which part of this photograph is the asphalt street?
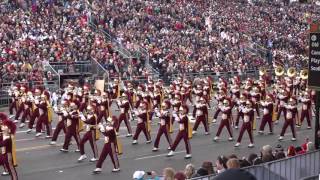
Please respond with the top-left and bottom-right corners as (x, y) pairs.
(0, 102), (315, 180)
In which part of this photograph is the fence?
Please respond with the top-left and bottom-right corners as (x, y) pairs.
(49, 62), (92, 75)
(0, 81), (59, 108)
(191, 150), (320, 180)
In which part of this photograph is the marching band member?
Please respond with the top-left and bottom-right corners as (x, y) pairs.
(26, 88), (42, 133)
(276, 89), (289, 123)
(14, 85), (28, 123)
(152, 101), (172, 152)
(258, 94), (274, 134)
(116, 94), (132, 137)
(212, 88), (226, 123)
(60, 102), (81, 152)
(35, 94), (52, 138)
(79, 85), (90, 112)
(183, 80), (193, 104)
(249, 87), (261, 118)
(299, 91), (312, 129)
(93, 117), (120, 174)
(124, 82), (135, 107)
(235, 100), (255, 148)
(8, 86), (19, 119)
(171, 94), (182, 120)
(78, 105), (99, 162)
(132, 102), (151, 144)
(167, 105), (192, 159)
(134, 85), (145, 109)
(19, 91), (33, 128)
(235, 94), (247, 129)
(214, 99), (233, 141)
(50, 101), (68, 145)
(242, 78), (253, 97)
(203, 80), (211, 108)
(279, 97), (298, 141)
(0, 120), (18, 180)
(192, 97), (209, 135)
(0, 113), (9, 176)
(193, 84), (203, 105)
(97, 92), (111, 124)
(151, 87), (161, 110)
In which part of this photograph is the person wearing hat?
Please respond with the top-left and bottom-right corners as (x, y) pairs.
(19, 91), (34, 128)
(152, 87), (162, 110)
(60, 102), (81, 152)
(192, 97), (209, 135)
(193, 84), (203, 103)
(132, 102), (151, 144)
(14, 85), (28, 123)
(26, 88), (42, 134)
(97, 92), (111, 124)
(93, 117), (120, 174)
(276, 89), (289, 123)
(78, 105), (99, 162)
(153, 100), (172, 152)
(116, 94), (132, 137)
(167, 105), (192, 159)
(299, 91), (312, 129)
(50, 101), (69, 145)
(0, 113), (10, 176)
(258, 94), (274, 134)
(249, 87), (261, 119)
(235, 100), (254, 148)
(171, 94), (182, 123)
(279, 97), (298, 141)
(124, 83), (135, 107)
(34, 94), (52, 138)
(183, 80), (192, 104)
(8, 86), (19, 119)
(214, 99), (233, 141)
(212, 89), (226, 123)
(0, 120), (18, 180)
(203, 80), (212, 109)
(235, 93), (247, 129)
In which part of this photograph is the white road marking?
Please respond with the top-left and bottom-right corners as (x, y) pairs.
(135, 150), (186, 160)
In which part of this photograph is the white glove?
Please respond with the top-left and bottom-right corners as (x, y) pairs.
(99, 124), (105, 132)
(35, 100), (39, 104)
(80, 114), (86, 121)
(98, 100), (101, 104)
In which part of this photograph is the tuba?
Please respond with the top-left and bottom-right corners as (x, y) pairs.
(300, 69), (308, 80)
(287, 67), (296, 77)
(275, 66), (284, 76)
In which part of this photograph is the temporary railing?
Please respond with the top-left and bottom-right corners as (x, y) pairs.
(49, 61), (92, 75)
(191, 150), (320, 180)
(43, 62), (61, 88)
(90, 57), (110, 84)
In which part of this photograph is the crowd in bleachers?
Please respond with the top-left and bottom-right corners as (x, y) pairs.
(88, 0), (319, 76)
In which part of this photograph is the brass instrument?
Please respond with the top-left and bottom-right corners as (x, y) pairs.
(259, 67), (267, 76)
(300, 69), (308, 80)
(275, 66), (285, 76)
(287, 67), (296, 77)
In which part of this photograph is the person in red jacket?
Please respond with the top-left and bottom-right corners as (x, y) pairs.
(152, 100), (172, 152)
(93, 117), (120, 174)
(78, 105), (99, 162)
(214, 99), (233, 141)
(132, 102), (151, 144)
(167, 105), (192, 159)
(0, 120), (18, 180)
(258, 94), (274, 134)
(235, 100), (255, 148)
(192, 97), (209, 135)
(279, 97), (298, 141)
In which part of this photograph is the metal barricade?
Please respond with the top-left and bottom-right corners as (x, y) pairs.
(49, 62), (92, 74)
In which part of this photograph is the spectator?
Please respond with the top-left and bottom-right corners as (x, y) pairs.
(253, 158), (263, 165)
(287, 146), (296, 157)
(295, 146), (306, 155)
(213, 169), (257, 180)
(133, 170), (145, 180)
(261, 145), (275, 163)
(201, 161), (214, 175)
(239, 159), (251, 168)
(184, 164), (195, 179)
(247, 153), (259, 165)
(274, 151), (286, 160)
(174, 171), (187, 180)
(306, 142), (315, 152)
(215, 155), (228, 174)
(192, 167), (208, 178)
(163, 168), (175, 180)
(226, 158), (240, 169)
